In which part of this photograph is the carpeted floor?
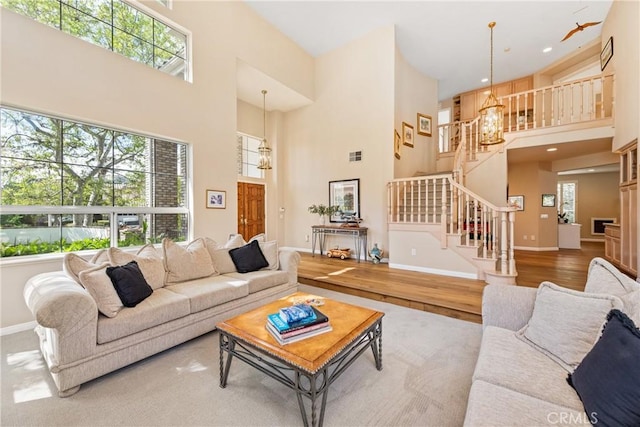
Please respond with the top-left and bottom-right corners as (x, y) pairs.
(1, 284), (482, 427)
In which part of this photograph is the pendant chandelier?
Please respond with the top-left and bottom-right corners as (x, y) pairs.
(257, 89), (272, 170)
(479, 22), (505, 145)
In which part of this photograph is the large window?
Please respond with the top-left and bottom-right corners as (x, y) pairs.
(557, 181), (577, 224)
(1, 0), (188, 80)
(0, 107), (189, 257)
(237, 133), (265, 179)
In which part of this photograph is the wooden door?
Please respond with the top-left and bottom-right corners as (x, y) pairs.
(237, 182), (265, 240)
(459, 91), (478, 121)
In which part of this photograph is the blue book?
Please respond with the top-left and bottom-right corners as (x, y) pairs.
(267, 307), (328, 333)
(279, 304), (316, 323)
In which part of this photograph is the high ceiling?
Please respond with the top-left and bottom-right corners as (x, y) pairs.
(244, 0), (613, 103)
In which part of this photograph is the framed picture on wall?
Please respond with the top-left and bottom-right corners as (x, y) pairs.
(329, 179), (360, 223)
(402, 122), (414, 147)
(508, 195), (524, 211)
(541, 194), (556, 207)
(206, 190), (226, 209)
(417, 113), (432, 137)
(394, 130), (401, 159)
(600, 36), (613, 71)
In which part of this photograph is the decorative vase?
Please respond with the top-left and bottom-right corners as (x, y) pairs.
(319, 215), (326, 226)
(370, 243), (382, 264)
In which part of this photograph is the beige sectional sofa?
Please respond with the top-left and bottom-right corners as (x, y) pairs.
(464, 257), (640, 426)
(23, 236), (300, 397)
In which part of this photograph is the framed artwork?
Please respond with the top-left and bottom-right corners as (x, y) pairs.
(541, 194), (556, 207)
(417, 113), (432, 137)
(402, 122), (414, 147)
(508, 195), (524, 211)
(600, 36), (613, 71)
(394, 130), (401, 159)
(329, 178), (360, 223)
(206, 190), (226, 209)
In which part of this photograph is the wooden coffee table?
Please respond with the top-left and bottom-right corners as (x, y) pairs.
(217, 292), (384, 427)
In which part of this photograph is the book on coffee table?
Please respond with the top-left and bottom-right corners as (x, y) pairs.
(267, 306), (329, 334)
(266, 321), (333, 345)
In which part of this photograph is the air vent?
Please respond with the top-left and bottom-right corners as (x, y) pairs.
(349, 151), (362, 162)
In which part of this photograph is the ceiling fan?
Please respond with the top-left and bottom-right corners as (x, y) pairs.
(561, 21), (602, 41)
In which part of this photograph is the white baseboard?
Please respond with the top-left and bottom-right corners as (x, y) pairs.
(513, 246), (559, 251)
(1, 320), (36, 337)
(389, 263), (478, 280)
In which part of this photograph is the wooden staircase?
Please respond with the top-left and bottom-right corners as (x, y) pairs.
(388, 73), (615, 285)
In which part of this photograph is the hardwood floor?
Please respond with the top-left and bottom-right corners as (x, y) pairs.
(297, 242), (605, 324)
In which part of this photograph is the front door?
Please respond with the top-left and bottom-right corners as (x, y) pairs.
(237, 182), (265, 240)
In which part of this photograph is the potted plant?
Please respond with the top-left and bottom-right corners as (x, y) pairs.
(308, 204), (340, 225)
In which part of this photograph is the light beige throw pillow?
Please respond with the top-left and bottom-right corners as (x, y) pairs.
(516, 281), (622, 371)
(224, 234), (246, 249)
(259, 240), (279, 270)
(163, 238), (216, 284)
(63, 250), (110, 284)
(210, 248), (237, 274)
(78, 263), (123, 318)
(107, 245), (165, 290)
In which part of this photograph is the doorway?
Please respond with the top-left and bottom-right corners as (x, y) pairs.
(237, 182), (265, 240)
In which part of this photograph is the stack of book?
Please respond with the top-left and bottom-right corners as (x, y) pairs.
(266, 304), (331, 345)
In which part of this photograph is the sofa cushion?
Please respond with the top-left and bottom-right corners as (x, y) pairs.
(78, 263), (123, 318)
(584, 257), (640, 324)
(464, 380), (592, 426)
(107, 245), (165, 290)
(96, 288), (191, 344)
(259, 241), (279, 270)
(473, 326), (584, 410)
(225, 270), (289, 294)
(568, 309), (640, 427)
(516, 281), (622, 371)
(62, 250), (110, 284)
(229, 240), (269, 273)
(584, 257), (640, 295)
(224, 234), (246, 249)
(106, 261), (153, 307)
(164, 275), (249, 313)
(210, 248), (237, 274)
(163, 238), (216, 284)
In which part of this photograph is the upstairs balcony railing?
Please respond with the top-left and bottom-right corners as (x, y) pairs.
(438, 73), (615, 156)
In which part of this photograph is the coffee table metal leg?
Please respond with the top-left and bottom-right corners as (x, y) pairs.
(295, 368), (329, 427)
(369, 321), (383, 371)
(219, 332), (235, 388)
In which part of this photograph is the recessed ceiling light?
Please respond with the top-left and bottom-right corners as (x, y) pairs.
(543, 47), (553, 53)
(504, 47), (511, 53)
(546, 147), (558, 152)
(481, 78), (489, 83)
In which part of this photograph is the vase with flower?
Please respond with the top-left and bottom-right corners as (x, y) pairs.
(308, 204), (340, 225)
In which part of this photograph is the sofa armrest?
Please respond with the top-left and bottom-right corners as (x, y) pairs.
(482, 284), (537, 331)
(24, 271), (98, 365)
(278, 249), (301, 285)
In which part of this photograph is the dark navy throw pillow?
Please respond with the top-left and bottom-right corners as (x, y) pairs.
(106, 260), (153, 307)
(567, 309), (640, 427)
(229, 240), (269, 273)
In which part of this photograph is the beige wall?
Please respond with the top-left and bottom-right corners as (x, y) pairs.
(282, 26), (396, 256)
(0, 2), (314, 329)
(394, 50), (439, 178)
(508, 162), (558, 249)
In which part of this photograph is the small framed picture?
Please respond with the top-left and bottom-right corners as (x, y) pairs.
(417, 113), (432, 137)
(600, 36), (613, 71)
(508, 195), (524, 211)
(542, 194), (556, 207)
(394, 129), (401, 159)
(206, 190), (226, 209)
(402, 122), (414, 147)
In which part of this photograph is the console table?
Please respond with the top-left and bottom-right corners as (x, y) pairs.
(311, 225), (368, 262)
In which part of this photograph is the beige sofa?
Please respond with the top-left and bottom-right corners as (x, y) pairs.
(464, 257), (640, 426)
(23, 237), (300, 397)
